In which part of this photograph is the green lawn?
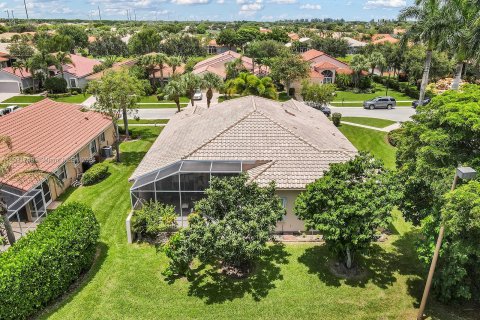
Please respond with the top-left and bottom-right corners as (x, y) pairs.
(118, 119), (169, 125)
(1, 95), (45, 104)
(339, 123), (396, 169)
(139, 95), (189, 103)
(52, 94), (91, 104)
(341, 117), (396, 128)
(38, 126), (474, 320)
(332, 84), (413, 107)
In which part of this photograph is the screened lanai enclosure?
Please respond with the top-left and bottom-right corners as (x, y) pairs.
(130, 160), (260, 226)
(1, 181), (50, 243)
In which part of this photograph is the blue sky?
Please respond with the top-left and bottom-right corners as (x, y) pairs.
(2, 0), (412, 22)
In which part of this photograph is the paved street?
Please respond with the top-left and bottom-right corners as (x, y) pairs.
(329, 106), (416, 122)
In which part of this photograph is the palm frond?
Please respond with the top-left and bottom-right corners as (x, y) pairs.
(0, 135), (12, 150)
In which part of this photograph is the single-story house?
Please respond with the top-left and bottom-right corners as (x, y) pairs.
(85, 58), (137, 82)
(0, 54), (101, 93)
(149, 64), (186, 85)
(205, 39), (232, 55)
(129, 96), (357, 233)
(192, 50), (265, 79)
(292, 49), (355, 92)
(285, 37), (312, 53)
(0, 99), (115, 240)
(371, 34), (399, 45)
(343, 37), (368, 54)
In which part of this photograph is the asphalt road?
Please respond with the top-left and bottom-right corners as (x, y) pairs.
(329, 106), (416, 122)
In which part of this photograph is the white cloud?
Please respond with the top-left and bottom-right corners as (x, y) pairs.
(238, 0), (264, 15)
(217, 0), (225, 3)
(364, 0), (406, 9)
(300, 3), (321, 10)
(267, 0), (297, 3)
(171, 0), (210, 4)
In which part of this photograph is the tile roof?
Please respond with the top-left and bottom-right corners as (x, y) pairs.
(193, 51), (264, 77)
(301, 49), (326, 62)
(131, 96), (357, 189)
(1, 67), (32, 78)
(61, 54), (101, 78)
(85, 59), (137, 81)
(0, 99), (112, 191)
(151, 64), (186, 79)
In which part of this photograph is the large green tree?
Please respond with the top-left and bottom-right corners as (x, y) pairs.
(269, 52), (309, 96)
(163, 174), (284, 276)
(181, 73), (203, 107)
(202, 72), (223, 108)
(163, 78), (186, 113)
(295, 153), (397, 269)
(301, 81), (336, 107)
(128, 27), (161, 55)
(88, 69), (145, 160)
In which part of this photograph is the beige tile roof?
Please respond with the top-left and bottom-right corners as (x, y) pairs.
(131, 96), (357, 189)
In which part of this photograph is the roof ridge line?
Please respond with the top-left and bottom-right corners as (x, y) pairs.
(289, 99), (302, 111)
(182, 109), (256, 159)
(248, 160), (277, 183)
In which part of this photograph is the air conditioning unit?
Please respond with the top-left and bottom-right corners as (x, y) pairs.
(101, 146), (113, 158)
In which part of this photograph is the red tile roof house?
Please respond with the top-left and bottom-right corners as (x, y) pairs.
(0, 54), (101, 93)
(291, 49), (355, 94)
(192, 50), (266, 79)
(205, 39), (233, 55)
(0, 99), (115, 241)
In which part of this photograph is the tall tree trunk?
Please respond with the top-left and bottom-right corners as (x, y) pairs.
(1, 205), (16, 246)
(418, 50), (432, 107)
(122, 107), (129, 140)
(451, 62), (463, 90)
(160, 65), (164, 88)
(175, 98), (181, 113)
(114, 122), (121, 162)
(345, 246), (352, 269)
(207, 88), (213, 108)
(286, 81), (291, 96)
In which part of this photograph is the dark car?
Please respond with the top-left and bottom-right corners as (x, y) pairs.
(412, 97), (431, 108)
(363, 96), (396, 110)
(305, 101), (331, 117)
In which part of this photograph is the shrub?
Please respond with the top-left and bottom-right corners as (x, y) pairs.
(81, 162), (109, 186)
(387, 128), (404, 147)
(0, 202), (100, 320)
(332, 112), (342, 127)
(47, 92), (71, 99)
(45, 77), (67, 93)
(132, 201), (177, 240)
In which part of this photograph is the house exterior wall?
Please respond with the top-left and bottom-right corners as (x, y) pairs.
(47, 124), (115, 201)
(275, 189), (305, 233)
(0, 71), (33, 90)
(63, 73), (89, 90)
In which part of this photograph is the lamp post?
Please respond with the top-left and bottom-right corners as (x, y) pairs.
(416, 167), (477, 320)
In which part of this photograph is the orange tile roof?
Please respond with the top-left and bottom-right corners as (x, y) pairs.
(371, 34), (399, 44)
(301, 49), (325, 62)
(151, 64), (186, 78)
(0, 99), (112, 191)
(314, 61), (339, 70)
(1, 67), (32, 78)
(61, 54), (101, 78)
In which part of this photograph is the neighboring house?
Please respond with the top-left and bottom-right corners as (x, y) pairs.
(192, 50), (265, 79)
(288, 32), (300, 42)
(259, 27), (272, 34)
(343, 37), (368, 54)
(0, 43), (14, 68)
(51, 54), (101, 90)
(371, 34), (399, 45)
(205, 39), (232, 55)
(149, 64), (186, 85)
(285, 37), (311, 53)
(129, 96), (357, 233)
(292, 49), (355, 93)
(85, 58), (137, 82)
(0, 67), (33, 93)
(0, 99), (115, 240)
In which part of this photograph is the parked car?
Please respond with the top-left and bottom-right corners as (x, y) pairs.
(0, 108), (5, 116)
(193, 89), (203, 101)
(2, 105), (21, 115)
(363, 97), (396, 110)
(412, 97), (431, 108)
(304, 101), (331, 117)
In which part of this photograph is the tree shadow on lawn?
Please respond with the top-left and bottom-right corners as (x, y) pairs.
(36, 242), (109, 319)
(298, 230), (424, 290)
(184, 244), (290, 304)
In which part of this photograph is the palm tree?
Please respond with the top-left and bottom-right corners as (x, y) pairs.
(164, 79), (186, 113)
(11, 61), (26, 79)
(442, 0), (479, 90)
(225, 58), (245, 80)
(26, 52), (58, 92)
(232, 73), (277, 99)
(368, 51), (386, 75)
(154, 53), (170, 87)
(399, 0), (449, 106)
(139, 54), (158, 87)
(350, 54), (369, 88)
(181, 73), (203, 107)
(0, 135), (61, 245)
(168, 56), (183, 76)
(56, 51), (74, 79)
(202, 73), (223, 108)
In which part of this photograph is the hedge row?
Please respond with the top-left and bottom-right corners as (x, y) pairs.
(81, 162), (109, 186)
(0, 202), (100, 320)
(372, 75), (420, 99)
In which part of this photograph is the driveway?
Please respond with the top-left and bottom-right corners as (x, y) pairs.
(329, 106), (416, 122)
(0, 92), (19, 103)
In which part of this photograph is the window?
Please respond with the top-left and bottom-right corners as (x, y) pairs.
(280, 197), (287, 221)
(72, 153), (80, 166)
(321, 70), (334, 84)
(69, 78), (78, 88)
(90, 140), (97, 156)
(99, 132), (106, 143)
(56, 164), (67, 181)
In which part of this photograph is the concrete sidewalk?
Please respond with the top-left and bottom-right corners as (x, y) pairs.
(342, 121), (401, 132)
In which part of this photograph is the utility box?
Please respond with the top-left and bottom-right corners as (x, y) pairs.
(101, 146), (113, 158)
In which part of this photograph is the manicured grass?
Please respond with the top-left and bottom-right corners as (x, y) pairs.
(52, 94), (91, 104)
(332, 84), (413, 107)
(136, 103), (187, 109)
(339, 123), (396, 169)
(139, 95), (189, 103)
(117, 119), (169, 125)
(1, 95), (45, 104)
(341, 117), (396, 128)
(39, 126), (474, 320)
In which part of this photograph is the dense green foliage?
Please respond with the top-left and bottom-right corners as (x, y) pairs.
(132, 201), (177, 239)
(164, 174), (285, 276)
(88, 34), (128, 57)
(295, 153), (397, 269)
(82, 163), (109, 186)
(310, 36), (350, 57)
(44, 77), (68, 93)
(225, 72), (277, 99)
(0, 202), (99, 320)
(269, 53), (310, 95)
(331, 112), (342, 127)
(301, 81), (336, 106)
